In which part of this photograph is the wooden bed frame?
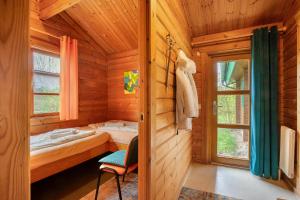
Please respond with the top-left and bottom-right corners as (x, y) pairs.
(31, 141), (128, 183)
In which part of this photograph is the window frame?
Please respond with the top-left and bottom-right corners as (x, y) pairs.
(31, 48), (61, 118)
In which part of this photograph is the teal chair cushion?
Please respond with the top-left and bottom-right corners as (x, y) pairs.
(98, 150), (126, 167)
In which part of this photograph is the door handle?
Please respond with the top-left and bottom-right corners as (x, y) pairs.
(213, 100), (217, 116)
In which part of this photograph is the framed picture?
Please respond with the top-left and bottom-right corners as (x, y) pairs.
(124, 70), (139, 94)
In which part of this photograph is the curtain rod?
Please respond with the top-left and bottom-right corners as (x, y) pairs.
(192, 23), (286, 47)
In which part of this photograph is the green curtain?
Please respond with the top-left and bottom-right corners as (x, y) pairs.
(250, 26), (279, 179)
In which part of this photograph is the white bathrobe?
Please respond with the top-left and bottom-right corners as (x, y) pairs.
(176, 50), (199, 130)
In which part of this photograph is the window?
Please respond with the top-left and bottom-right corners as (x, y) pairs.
(32, 50), (60, 116)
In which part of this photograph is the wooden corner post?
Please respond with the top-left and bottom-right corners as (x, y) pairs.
(295, 10), (300, 194)
(0, 0), (30, 199)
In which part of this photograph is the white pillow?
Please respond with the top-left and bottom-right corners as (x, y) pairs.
(123, 121), (138, 127)
(104, 120), (125, 127)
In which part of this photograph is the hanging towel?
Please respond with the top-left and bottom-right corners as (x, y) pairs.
(176, 50), (199, 130)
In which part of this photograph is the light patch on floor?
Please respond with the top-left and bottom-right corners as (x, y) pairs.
(184, 163), (300, 200)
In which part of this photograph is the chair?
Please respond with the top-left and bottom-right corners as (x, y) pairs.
(94, 136), (138, 200)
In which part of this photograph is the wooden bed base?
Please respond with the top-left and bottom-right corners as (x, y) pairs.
(31, 141), (128, 183)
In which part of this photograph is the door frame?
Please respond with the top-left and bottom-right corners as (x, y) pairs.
(210, 53), (251, 168)
(138, 0), (151, 199)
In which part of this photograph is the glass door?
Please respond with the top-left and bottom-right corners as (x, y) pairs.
(212, 55), (251, 167)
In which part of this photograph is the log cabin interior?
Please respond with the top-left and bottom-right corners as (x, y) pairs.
(1, 0), (300, 200)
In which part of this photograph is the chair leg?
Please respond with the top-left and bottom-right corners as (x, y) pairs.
(122, 168), (128, 182)
(115, 175), (122, 200)
(122, 174), (126, 182)
(95, 170), (102, 200)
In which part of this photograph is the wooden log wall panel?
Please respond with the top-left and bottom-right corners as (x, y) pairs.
(283, 20), (297, 131)
(150, 0), (192, 199)
(0, 0), (30, 198)
(296, 10), (300, 194)
(281, 1), (300, 189)
(107, 50), (139, 122)
(191, 52), (209, 163)
(30, 0), (108, 134)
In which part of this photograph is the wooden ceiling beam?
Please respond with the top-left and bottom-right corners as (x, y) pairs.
(39, 0), (82, 20)
(192, 22), (286, 47)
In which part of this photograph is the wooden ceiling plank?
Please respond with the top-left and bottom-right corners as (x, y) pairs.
(39, 0), (82, 20)
(181, 0), (294, 37)
(66, 0), (138, 54)
(66, 3), (117, 53)
(59, 11), (107, 56)
(88, 0), (131, 50)
(192, 22), (285, 47)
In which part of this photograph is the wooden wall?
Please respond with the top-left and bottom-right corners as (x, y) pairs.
(107, 50), (139, 121)
(191, 52), (212, 163)
(282, 1), (300, 190)
(150, 0), (192, 199)
(30, 0), (108, 134)
(0, 0), (30, 199)
(296, 11), (300, 194)
(281, 2), (300, 188)
(282, 10), (298, 135)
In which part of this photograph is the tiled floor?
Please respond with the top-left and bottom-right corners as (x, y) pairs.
(184, 163), (300, 200)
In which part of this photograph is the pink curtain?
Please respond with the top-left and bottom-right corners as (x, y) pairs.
(60, 36), (78, 120)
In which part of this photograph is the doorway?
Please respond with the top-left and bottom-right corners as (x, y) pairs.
(211, 54), (251, 167)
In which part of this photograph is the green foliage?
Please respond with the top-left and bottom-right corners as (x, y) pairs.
(217, 129), (237, 156)
(37, 86), (60, 93)
(34, 95), (59, 114)
(217, 95), (237, 124)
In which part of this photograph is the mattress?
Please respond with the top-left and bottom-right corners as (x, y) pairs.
(30, 127), (110, 170)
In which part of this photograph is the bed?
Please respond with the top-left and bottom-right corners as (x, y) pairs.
(30, 120), (138, 183)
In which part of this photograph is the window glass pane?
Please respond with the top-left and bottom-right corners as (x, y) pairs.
(217, 59), (249, 91)
(34, 95), (59, 114)
(33, 51), (60, 73)
(217, 128), (249, 159)
(217, 95), (250, 125)
(33, 73), (60, 93)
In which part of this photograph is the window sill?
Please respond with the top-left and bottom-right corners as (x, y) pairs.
(30, 115), (61, 126)
(30, 114), (79, 126)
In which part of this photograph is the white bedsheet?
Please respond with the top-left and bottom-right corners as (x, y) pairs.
(30, 129), (96, 151)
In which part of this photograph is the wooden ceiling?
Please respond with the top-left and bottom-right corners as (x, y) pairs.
(65, 0), (138, 55)
(38, 0), (296, 53)
(39, 0), (138, 55)
(181, 0), (296, 37)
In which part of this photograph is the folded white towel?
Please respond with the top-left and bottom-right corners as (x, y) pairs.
(30, 130), (96, 151)
(49, 129), (80, 139)
(51, 128), (77, 134)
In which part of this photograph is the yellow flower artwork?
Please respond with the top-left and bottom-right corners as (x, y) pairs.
(124, 70), (139, 94)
